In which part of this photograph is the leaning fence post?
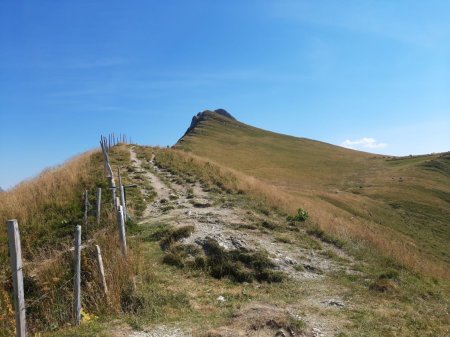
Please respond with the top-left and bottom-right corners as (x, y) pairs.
(96, 188), (102, 225)
(7, 220), (26, 337)
(116, 206), (127, 256)
(95, 245), (108, 296)
(73, 225), (81, 326)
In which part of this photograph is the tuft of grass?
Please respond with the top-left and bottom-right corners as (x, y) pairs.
(274, 233), (294, 244)
(186, 187), (194, 199)
(261, 220), (277, 230)
(160, 225), (195, 248)
(162, 250), (185, 268)
(201, 238), (284, 283)
(288, 316), (306, 332)
(307, 227), (345, 249)
(369, 270), (401, 293)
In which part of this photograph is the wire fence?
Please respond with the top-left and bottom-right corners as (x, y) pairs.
(4, 134), (133, 336)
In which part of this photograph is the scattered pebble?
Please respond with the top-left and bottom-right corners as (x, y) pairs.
(312, 327), (324, 337)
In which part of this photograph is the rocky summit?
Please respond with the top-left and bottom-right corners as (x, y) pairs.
(183, 109), (236, 136)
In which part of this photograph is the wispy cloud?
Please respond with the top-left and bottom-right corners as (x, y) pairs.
(341, 137), (387, 150)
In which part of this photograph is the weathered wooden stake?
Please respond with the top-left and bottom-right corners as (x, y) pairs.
(73, 225), (81, 326)
(110, 177), (116, 205)
(95, 245), (108, 296)
(120, 185), (127, 219)
(116, 206), (127, 256)
(117, 168), (127, 219)
(7, 220), (26, 337)
(96, 187), (102, 225)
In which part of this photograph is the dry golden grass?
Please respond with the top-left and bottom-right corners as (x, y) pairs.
(1, 150), (92, 215)
(0, 151), (101, 335)
(0, 151), (97, 255)
(0, 146), (142, 335)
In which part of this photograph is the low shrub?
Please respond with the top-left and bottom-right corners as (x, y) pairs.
(202, 238), (283, 283)
(287, 208), (309, 222)
(160, 225), (195, 249)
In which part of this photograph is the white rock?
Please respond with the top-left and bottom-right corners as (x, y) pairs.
(217, 295), (226, 302)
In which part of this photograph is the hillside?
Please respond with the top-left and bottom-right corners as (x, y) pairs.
(0, 121), (448, 337)
(175, 110), (450, 276)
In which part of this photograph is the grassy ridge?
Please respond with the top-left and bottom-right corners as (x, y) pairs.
(175, 111), (450, 278)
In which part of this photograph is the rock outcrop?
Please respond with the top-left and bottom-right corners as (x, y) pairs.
(183, 109), (236, 137)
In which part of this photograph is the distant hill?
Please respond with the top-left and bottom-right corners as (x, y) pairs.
(176, 110), (450, 277)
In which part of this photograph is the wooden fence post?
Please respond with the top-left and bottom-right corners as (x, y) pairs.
(110, 178), (116, 205)
(120, 185), (127, 219)
(117, 168), (127, 220)
(96, 188), (102, 225)
(7, 220), (26, 337)
(116, 206), (127, 256)
(95, 245), (108, 296)
(73, 225), (81, 326)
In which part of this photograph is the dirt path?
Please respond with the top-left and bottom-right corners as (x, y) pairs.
(129, 149), (171, 218)
(116, 148), (356, 337)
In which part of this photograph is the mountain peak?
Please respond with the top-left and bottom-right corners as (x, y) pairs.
(183, 109), (236, 137)
(211, 109), (235, 120)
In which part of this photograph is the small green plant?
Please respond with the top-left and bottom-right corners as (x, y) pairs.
(288, 316), (306, 332)
(287, 208), (309, 222)
(293, 264), (304, 272)
(186, 187), (194, 199)
(261, 220), (276, 230)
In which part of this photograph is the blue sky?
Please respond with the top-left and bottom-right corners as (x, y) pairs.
(1, 0), (449, 189)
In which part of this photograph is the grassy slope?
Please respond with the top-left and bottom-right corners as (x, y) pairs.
(175, 111), (450, 277)
(0, 145), (145, 335)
